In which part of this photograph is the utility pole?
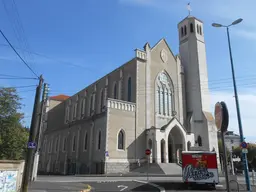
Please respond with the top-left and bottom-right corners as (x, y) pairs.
(21, 75), (44, 192)
(32, 83), (49, 181)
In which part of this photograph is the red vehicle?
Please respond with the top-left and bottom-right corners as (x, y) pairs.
(182, 151), (219, 188)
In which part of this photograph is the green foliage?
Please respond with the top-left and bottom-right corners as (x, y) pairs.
(218, 139), (230, 158)
(0, 88), (29, 160)
(233, 143), (256, 163)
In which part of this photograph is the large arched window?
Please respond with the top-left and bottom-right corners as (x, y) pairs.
(98, 131), (101, 150)
(118, 130), (125, 150)
(155, 72), (174, 116)
(113, 83), (118, 99)
(127, 77), (132, 102)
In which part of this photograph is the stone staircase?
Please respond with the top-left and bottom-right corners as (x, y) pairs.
(129, 163), (182, 176)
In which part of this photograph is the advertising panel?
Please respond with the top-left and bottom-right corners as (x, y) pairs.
(182, 151), (219, 184)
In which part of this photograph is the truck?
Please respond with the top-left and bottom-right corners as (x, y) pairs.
(182, 151), (219, 189)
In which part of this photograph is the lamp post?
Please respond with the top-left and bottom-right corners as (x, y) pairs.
(212, 18), (251, 191)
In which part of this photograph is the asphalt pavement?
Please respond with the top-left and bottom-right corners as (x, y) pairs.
(28, 180), (161, 192)
(29, 175), (256, 192)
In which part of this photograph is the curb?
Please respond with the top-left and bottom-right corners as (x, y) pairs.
(133, 180), (165, 192)
(75, 174), (182, 177)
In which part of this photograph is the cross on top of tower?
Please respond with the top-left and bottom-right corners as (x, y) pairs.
(187, 2), (192, 16)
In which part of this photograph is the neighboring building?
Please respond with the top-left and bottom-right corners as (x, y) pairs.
(218, 131), (241, 151)
(39, 14), (219, 175)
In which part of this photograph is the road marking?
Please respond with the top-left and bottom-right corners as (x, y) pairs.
(80, 184), (92, 192)
(133, 180), (165, 192)
(118, 185), (128, 191)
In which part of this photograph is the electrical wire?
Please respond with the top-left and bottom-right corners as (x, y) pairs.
(16, 89), (35, 93)
(0, 85), (36, 89)
(0, 76), (37, 80)
(0, 29), (39, 79)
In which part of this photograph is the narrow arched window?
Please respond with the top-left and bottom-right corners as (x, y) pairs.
(113, 83), (117, 99)
(198, 136), (202, 146)
(118, 130), (125, 150)
(98, 131), (101, 150)
(127, 77), (132, 102)
(199, 26), (202, 35)
(190, 23), (194, 33)
(181, 27), (184, 37)
(197, 24), (199, 34)
(72, 135), (76, 151)
(158, 86), (161, 114)
(184, 25), (187, 35)
(162, 87), (166, 115)
(63, 138), (66, 151)
(84, 132), (88, 150)
(100, 89), (104, 111)
(90, 95), (93, 114)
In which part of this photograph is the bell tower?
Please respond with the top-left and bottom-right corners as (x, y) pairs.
(178, 14), (218, 155)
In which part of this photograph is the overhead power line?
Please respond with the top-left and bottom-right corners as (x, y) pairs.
(0, 29), (39, 79)
(0, 85), (36, 89)
(0, 77), (38, 80)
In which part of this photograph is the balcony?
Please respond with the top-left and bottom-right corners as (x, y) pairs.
(107, 98), (136, 112)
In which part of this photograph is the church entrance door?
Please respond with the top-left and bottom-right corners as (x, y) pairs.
(167, 126), (185, 163)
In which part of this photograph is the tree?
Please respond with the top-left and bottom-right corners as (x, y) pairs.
(0, 88), (29, 160)
(233, 143), (256, 169)
(218, 139), (230, 157)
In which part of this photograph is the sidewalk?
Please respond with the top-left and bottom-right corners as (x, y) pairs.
(75, 173), (182, 177)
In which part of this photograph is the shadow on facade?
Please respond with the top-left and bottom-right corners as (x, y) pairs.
(126, 130), (147, 172)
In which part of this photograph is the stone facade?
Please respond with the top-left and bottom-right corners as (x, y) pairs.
(38, 15), (219, 175)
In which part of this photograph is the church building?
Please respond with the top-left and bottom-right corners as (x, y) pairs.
(39, 15), (219, 175)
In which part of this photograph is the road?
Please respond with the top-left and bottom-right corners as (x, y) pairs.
(28, 175), (256, 192)
(28, 180), (161, 192)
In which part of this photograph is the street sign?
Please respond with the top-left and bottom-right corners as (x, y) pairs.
(241, 142), (248, 149)
(214, 102), (223, 131)
(28, 142), (36, 149)
(145, 149), (151, 155)
(214, 101), (229, 133)
(242, 148), (248, 154)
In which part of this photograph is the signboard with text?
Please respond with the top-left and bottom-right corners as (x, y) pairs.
(182, 151), (219, 184)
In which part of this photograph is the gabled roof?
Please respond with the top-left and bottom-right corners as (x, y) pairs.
(49, 94), (69, 101)
(151, 38), (176, 60)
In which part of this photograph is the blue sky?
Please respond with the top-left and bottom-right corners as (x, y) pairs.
(0, 0), (256, 142)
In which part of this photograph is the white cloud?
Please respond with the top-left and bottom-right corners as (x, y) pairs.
(210, 90), (256, 142)
(234, 30), (256, 41)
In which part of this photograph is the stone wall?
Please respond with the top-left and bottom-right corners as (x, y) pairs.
(105, 160), (147, 174)
(0, 160), (25, 192)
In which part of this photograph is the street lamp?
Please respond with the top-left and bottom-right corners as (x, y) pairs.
(212, 18), (251, 191)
